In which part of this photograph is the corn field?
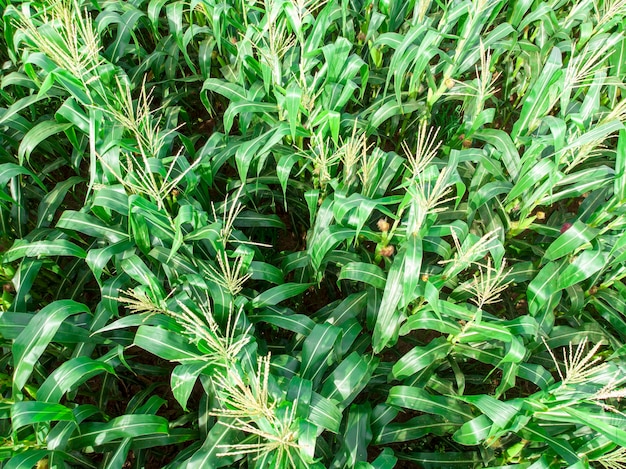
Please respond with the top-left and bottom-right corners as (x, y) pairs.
(2, 0), (626, 467)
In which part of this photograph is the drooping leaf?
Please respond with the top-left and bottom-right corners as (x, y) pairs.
(251, 283), (313, 309)
(12, 300), (90, 398)
(38, 357), (115, 403)
(134, 325), (203, 362)
(372, 249), (406, 353)
(11, 401), (75, 430)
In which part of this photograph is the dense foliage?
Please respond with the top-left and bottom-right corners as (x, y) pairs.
(2, 0), (626, 467)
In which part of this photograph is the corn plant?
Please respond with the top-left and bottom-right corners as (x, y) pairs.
(2, 0), (626, 467)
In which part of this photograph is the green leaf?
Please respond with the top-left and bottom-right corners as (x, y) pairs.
(457, 320), (515, 345)
(128, 211), (150, 255)
(507, 159), (556, 203)
(338, 262), (387, 289)
(376, 414), (455, 444)
(11, 258), (43, 311)
(0, 93), (48, 126)
(184, 222), (222, 244)
(400, 451), (483, 467)
(134, 325), (203, 362)
(94, 312), (181, 335)
(309, 226), (356, 271)
(368, 100), (424, 131)
(248, 261), (284, 284)
(68, 414), (169, 449)
(557, 248), (606, 290)
(543, 221), (598, 261)
(85, 240), (134, 284)
(103, 438), (132, 469)
(468, 181), (513, 212)
(120, 254), (165, 298)
(615, 129), (626, 202)
(277, 152), (303, 201)
(37, 176), (85, 228)
(563, 121), (623, 156)
(234, 130), (274, 183)
(300, 323), (342, 382)
(93, 186), (129, 215)
(251, 283), (313, 309)
(0, 163), (46, 195)
(128, 427), (198, 451)
(286, 81), (302, 139)
(18, 121), (73, 164)
(3, 239), (87, 262)
(287, 376), (313, 415)
(453, 414), (492, 445)
(387, 386), (473, 423)
(308, 392), (342, 433)
(563, 408), (626, 447)
(524, 424), (579, 465)
(512, 47), (562, 140)
(339, 404), (372, 467)
(11, 401), (75, 430)
(373, 249), (406, 353)
(250, 309), (315, 336)
(401, 309), (461, 336)
(223, 101), (277, 133)
(392, 337), (452, 379)
(182, 419), (240, 468)
(12, 300), (90, 398)
(456, 395), (522, 428)
(403, 235), (423, 305)
(326, 291), (368, 325)
(367, 448), (398, 468)
(0, 312), (95, 343)
(57, 210), (129, 243)
(38, 357), (115, 403)
(527, 261), (562, 324)
(320, 352), (378, 407)
(202, 78), (247, 102)
(171, 362), (208, 411)
(3, 450), (50, 469)
(56, 96), (90, 132)
(474, 129), (521, 180)
(233, 210), (285, 228)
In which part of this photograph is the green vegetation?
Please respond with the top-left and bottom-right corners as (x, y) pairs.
(2, 0), (626, 467)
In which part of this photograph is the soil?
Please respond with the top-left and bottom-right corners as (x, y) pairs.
(275, 204), (304, 252)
